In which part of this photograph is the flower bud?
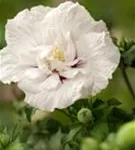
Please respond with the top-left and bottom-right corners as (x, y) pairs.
(77, 108), (93, 124)
(81, 138), (99, 150)
(116, 120), (135, 150)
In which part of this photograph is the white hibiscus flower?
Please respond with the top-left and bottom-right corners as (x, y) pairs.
(0, 1), (120, 111)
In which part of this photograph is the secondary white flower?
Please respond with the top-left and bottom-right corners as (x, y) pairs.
(0, 2), (120, 111)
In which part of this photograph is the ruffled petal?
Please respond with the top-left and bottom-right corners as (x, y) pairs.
(65, 32), (76, 62)
(44, 1), (95, 40)
(18, 70), (61, 93)
(76, 32), (120, 95)
(89, 20), (108, 33)
(60, 68), (80, 79)
(18, 68), (47, 93)
(5, 6), (52, 49)
(0, 47), (28, 84)
(24, 76), (86, 111)
(41, 74), (61, 90)
(30, 5), (52, 20)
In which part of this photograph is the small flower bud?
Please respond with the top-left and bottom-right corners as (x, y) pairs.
(116, 120), (135, 150)
(81, 138), (99, 150)
(77, 108), (93, 124)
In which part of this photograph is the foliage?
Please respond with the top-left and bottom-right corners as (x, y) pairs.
(0, 98), (135, 150)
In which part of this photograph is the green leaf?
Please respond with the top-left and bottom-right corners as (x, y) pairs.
(122, 45), (135, 67)
(35, 118), (61, 134)
(107, 107), (133, 132)
(48, 130), (64, 150)
(45, 119), (61, 134)
(63, 126), (82, 146)
(11, 124), (22, 142)
(0, 130), (10, 147)
(24, 106), (35, 122)
(109, 107), (132, 122)
(117, 38), (135, 52)
(6, 140), (24, 150)
(51, 110), (72, 125)
(107, 98), (122, 106)
(92, 99), (104, 108)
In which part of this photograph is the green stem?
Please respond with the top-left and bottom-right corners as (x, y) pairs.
(120, 59), (135, 101)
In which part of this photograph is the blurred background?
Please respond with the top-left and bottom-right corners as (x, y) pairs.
(0, 0), (135, 126)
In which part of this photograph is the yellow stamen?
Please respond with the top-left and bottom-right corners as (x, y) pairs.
(51, 47), (65, 62)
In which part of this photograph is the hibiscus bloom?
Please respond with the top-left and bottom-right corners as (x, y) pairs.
(0, 1), (120, 111)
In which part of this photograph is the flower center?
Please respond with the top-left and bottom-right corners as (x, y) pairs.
(51, 47), (65, 62)
(37, 47), (65, 70)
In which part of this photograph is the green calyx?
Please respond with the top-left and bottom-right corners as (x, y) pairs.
(77, 108), (93, 124)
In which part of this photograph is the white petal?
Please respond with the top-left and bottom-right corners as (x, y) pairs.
(76, 32), (120, 65)
(67, 58), (80, 67)
(50, 60), (67, 71)
(24, 77), (87, 111)
(89, 20), (108, 33)
(91, 73), (109, 96)
(18, 72), (61, 93)
(76, 32), (106, 58)
(44, 1), (95, 40)
(24, 68), (46, 80)
(6, 18), (37, 50)
(5, 6), (52, 49)
(18, 68), (47, 93)
(18, 79), (41, 94)
(65, 32), (76, 62)
(30, 5), (52, 20)
(60, 68), (80, 79)
(41, 74), (61, 90)
(0, 47), (28, 84)
(76, 32), (120, 95)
